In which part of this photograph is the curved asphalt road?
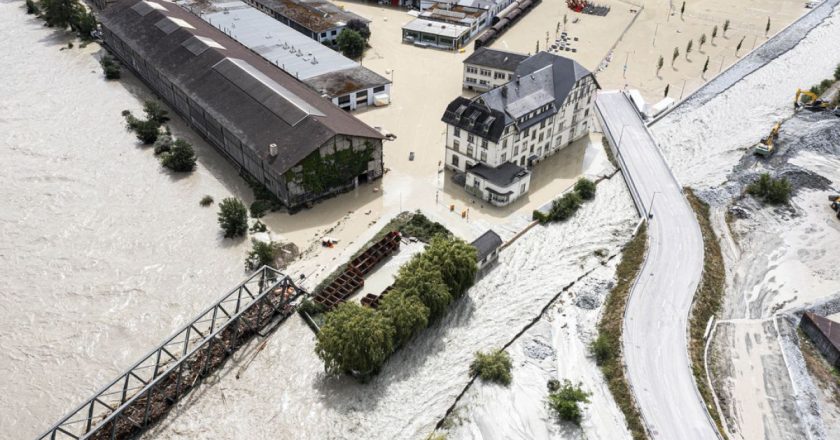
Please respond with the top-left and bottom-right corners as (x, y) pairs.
(595, 91), (715, 439)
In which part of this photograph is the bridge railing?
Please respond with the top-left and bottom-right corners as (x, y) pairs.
(38, 266), (303, 440)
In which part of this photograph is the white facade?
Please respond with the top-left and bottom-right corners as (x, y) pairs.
(331, 83), (391, 111)
(463, 63), (515, 91)
(444, 73), (598, 206)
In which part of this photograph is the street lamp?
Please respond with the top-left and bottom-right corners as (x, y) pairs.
(647, 191), (661, 219)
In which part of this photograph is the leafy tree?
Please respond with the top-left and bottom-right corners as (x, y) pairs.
(152, 132), (172, 155)
(672, 47), (679, 66)
(548, 380), (591, 425)
(470, 349), (512, 385)
(378, 289), (429, 347)
(160, 139), (196, 172)
(40, 0), (75, 28)
(699, 33), (707, 51)
(346, 19), (370, 41)
(723, 19), (730, 37)
(143, 101), (170, 125)
(711, 25), (718, 43)
(549, 191), (582, 221)
(746, 173), (791, 205)
(336, 28), (365, 59)
(245, 239), (281, 271)
(217, 197), (248, 238)
(70, 6), (96, 38)
(315, 302), (395, 375)
(393, 254), (452, 320)
(100, 54), (121, 80)
(656, 55), (664, 75)
(122, 111), (160, 144)
(685, 39), (693, 59)
(420, 235), (478, 298)
(574, 178), (596, 200)
(26, 0), (40, 15)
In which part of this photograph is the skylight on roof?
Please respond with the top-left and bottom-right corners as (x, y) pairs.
(131, 0), (167, 16)
(155, 17), (195, 35)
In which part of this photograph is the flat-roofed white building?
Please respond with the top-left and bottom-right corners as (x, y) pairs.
(401, 18), (471, 50)
(462, 47), (527, 91)
(441, 51), (599, 206)
(202, 2), (390, 110)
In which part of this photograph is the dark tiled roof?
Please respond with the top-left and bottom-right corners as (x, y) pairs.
(463, 48), (528, 72)
(803, 312), (840, 350)
(441, 96), (507, 143)
(305, 66), (390, 97)
(467, 162), (529, 187)
(100, 0), (382, 176)
(470, 230), (502, 262)
(248, 0), (369, 33)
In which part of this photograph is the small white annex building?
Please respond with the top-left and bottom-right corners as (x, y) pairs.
(441, 51), (599, 206)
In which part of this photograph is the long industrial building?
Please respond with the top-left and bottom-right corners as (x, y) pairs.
(100, 0), (385, 209)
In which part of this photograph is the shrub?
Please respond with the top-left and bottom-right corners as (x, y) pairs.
(199, 195), (214, 207)
(160, 139), (196, 172)
(244, 239), (281, 270)
(152, 133), (172, 155)
(399, 211), (450, 241)
(250, 219), (267, 233)
(393, 255), (452, 320)
(548, 380), (591, 425)
(420, 235), (478, 299)
(549, 192), (582, 221)
(532, 209), (550, 224)
(217, 197), (248, 238)
(337, 28), (365, 59)
(574, 178), (597, 200)
(26, 0), (40, 14)
(315, 302), (395, 376)
(69, 7), (96, 38)
(589, 334), (612, 366)
(250, 199), (272, 218)
(834, 63), (840, 81)
(122, 104), (167, 145)
(143, 101), (170, 125)
(298, 297), (326, 316)
(746, 172), (791, 205)
(547, 379), (561, 392)
(100, 54), (121, 79)
(378, 289), (430, 347)
(470, 349), (512, 386)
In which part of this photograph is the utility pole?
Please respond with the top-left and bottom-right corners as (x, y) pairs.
(653, 23), (660, 47)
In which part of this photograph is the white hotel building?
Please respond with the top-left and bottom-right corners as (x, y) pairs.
(441, 51), (599, 206)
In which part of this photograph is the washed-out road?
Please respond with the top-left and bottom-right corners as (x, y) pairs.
(595, 91), (716, 439)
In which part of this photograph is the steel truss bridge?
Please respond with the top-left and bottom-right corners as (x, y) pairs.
(38, 266), (304, 440)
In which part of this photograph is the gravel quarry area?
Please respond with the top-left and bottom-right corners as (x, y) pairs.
(141, 177), (637, 439)
(650, 3), (840, 439)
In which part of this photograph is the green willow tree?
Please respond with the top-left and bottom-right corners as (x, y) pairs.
(217, 197), (248, 238)
(378, 290), (429, 347)
(420, 235), (478, 298)
(393, 255), (452, 320)
(315, 302), (395, 375)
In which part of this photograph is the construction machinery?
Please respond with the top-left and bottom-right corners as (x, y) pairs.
(795, 88), (829, 111)
(754, 121), (781, 156)
(830, 195), (840, 220)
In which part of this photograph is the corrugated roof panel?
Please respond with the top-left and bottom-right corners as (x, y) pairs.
(212, 58), (323, 127)
(131, 0), (167, 16)
(155, 17), (195, 35)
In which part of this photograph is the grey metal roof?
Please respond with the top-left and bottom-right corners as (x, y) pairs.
(402, 18), (470, 38)
(467, 162), (529, 187)
(202, 3), (357, 80)
(463, 47), (528, 72)
(441, 96), (507, 142)
(470, 230), (502, 262)
(101, 0), (383, 176)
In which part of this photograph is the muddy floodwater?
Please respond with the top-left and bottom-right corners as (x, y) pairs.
(0, 4), (255, 437)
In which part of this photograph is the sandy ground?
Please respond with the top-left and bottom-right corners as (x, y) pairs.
(142, 176), (638, 439)
(598, 0), (806, 103)
(444, 260), (632, 440)
(0, 4), (258, 438)
(650, 3), (840, 438)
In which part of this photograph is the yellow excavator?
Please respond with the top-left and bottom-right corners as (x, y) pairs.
(795, 88), (829, 111)
(754, 121), (781, 156)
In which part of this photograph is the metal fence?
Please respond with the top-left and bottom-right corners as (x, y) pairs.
(38, 266), (303, 440)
